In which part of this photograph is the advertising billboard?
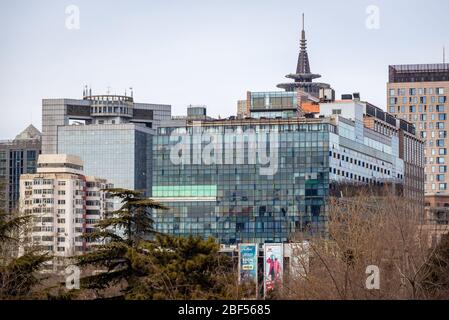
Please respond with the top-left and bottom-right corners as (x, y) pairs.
(264, 243), (283, 296)
(238, 243), (258, 285)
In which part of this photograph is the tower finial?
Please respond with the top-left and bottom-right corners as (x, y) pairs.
(302, 13), (305, 31)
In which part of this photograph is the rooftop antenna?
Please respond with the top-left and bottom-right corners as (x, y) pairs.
(443, 46), (446, 63)
(107, 86), (111, 95)
(129, 87), (133, 98)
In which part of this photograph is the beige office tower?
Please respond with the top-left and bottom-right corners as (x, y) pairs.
(387, 63), (449, 243)
(19, 154), (113, 271)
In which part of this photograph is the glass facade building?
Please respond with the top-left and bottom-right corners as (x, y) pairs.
(58, 124), (153, 193)
(43, 93), (171, 195)
(152, 120), (332, 244)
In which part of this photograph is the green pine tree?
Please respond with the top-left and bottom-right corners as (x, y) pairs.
(134, 235), (237, 300)
(0, 179), (50, 299)
(76, 188), (168, 298)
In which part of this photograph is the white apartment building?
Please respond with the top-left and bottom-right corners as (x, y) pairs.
(19, 154), (113, 269)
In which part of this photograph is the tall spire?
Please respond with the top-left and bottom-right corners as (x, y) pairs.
(296, 13), (311, 76)
(277, 13), (328, 95)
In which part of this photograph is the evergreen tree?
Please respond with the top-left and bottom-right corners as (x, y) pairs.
(76, 188), (168, 298)
(0, 179), (50, 299)
(74, 188), (239, 300)
(133, 235), (236, 300)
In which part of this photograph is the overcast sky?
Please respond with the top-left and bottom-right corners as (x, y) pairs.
(1, 0), (448, 139)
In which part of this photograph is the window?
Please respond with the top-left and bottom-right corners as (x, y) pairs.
(389, 89), (395, 96)
(58, 181), (66, 186)
(332, 109), (342, 115)
(439, 114), (447, 121)
(440, 183), (447, 190)
(389, 106), (395, 113)
(409, 106), (416, 113)
(58, 200), (65, 205)
(409, 88), (416, 95)
(439, 96), (447, 103)
(437, 88), (444, 95)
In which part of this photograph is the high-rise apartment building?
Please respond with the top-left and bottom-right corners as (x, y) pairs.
(237, 99), (249, 119)
(0, 125), (41, 213)
(19, 154), (113, 270)
(387, 63), (449, 240)
(42, 92), (171, 193)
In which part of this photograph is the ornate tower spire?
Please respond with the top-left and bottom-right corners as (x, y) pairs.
(296, 13), (311, 76)
(277, 13), (330, 96)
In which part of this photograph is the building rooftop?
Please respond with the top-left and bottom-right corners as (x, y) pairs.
(15, 124), (41, 140)
(37, 154), (84, 174)
(389, 63), (449, 83)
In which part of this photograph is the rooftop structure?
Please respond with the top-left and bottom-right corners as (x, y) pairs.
(277, 14), (331, 97)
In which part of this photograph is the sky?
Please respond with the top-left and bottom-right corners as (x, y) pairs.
(0, 0), (448, 139)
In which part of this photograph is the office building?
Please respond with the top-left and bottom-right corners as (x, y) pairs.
(151, 99), (414, 244)
(42, 91), (171, 193)
(149, 15), (424, 245)
(320, 97), (425, 205)
(0, 125), (41, 213)
(387, 63), (449, 238)
(19, 154), (113, 269)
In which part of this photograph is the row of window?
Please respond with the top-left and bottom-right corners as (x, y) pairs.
(330, 167), (401, 181)
(426, 183), (448, 191)
(389, 87), (445, 96)
(389, 105), (446, 114)
(330, 151), (391, 175)
(389, 96), (446, 105)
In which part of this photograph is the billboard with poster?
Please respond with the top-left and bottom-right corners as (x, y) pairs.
(264, 243), (283, 296)
(238, 243), (258, 284)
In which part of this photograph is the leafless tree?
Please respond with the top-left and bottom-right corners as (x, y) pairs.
(280, 191), (440, 300)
